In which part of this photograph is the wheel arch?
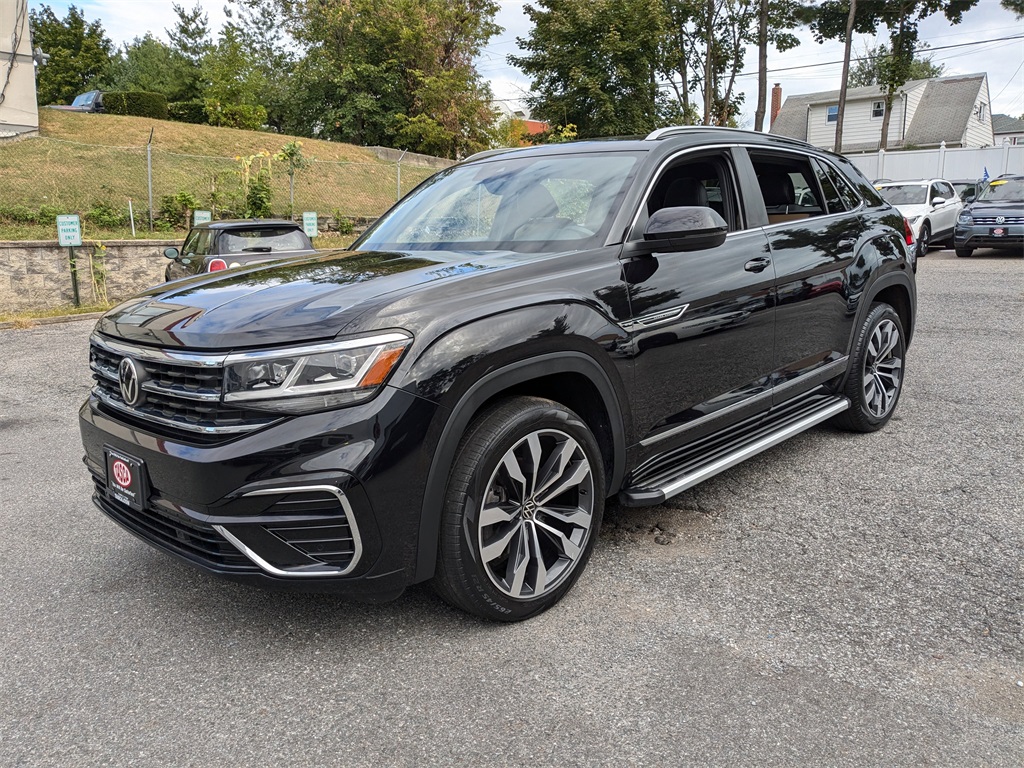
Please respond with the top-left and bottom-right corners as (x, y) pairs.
(412, 351), (627, 583)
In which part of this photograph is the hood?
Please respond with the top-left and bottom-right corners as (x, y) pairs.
(96, 248), (518, 349)
(966, 199), (1024, 215)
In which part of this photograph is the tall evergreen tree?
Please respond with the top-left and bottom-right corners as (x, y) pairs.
(29, 4), (113, 105)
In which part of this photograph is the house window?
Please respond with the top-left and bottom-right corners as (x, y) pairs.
(826, 105), (838, 123)
(975, 102), (987, 122)
(871, 101), (885, 119)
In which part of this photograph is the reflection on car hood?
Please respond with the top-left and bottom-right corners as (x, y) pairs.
(97, 248), (524, 348)
(890, 203), (930, 219)
(966, 200), (1024, 215)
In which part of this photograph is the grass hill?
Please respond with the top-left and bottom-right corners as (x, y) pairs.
(0, 111), (440, 241)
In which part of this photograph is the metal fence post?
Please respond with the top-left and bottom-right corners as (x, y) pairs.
(937, 141), (946, 177)
(147, 127), (154, 231)
(396, 149), (408, 202)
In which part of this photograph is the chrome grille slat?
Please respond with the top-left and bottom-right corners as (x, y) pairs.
(973, 216), (1024, 224)
(90, 335), (280, 438)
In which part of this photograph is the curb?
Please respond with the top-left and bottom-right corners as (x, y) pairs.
(0, 311), (105, 331)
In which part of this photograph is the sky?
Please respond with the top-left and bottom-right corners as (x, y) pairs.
(37, 0), (1024, 127)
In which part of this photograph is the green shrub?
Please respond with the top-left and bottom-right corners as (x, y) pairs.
(205, 101), (267, 131)
(36, 204), (60, 225)
(244, 173), (273, 218)
(0, 204), (38, 223)
(168, 100), (207, 124)
(85, 201), (128, 228)
(157, 191), (199, 229)
(104, 91), (169, 120)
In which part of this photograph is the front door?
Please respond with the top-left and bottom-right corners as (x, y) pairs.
(623, 149), (776, 460)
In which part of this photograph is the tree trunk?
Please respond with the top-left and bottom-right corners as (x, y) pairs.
(703, 0), (714, 125)
(878, 94), (896, 150)
(834, 0), (857, 152)
(754, 0), (768, 131)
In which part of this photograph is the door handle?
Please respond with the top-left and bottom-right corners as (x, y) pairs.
(744, 256), (772, 273)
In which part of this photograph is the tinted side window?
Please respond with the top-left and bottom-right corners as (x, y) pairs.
(631, 152), (743, 237)
(938, 182), (956, 200)
(812, 158), (846, 214)
(820, 160), (862, 210)
(182, 229), (214, 257)
(749, 152), (826, 224)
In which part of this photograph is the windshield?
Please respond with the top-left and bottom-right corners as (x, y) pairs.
(219, 228), (310, 253)
(71, 92), (95, 107)
(355, 152), (642, 253)
(977, 178), (1024, 202)
(877, 184), (928, 205)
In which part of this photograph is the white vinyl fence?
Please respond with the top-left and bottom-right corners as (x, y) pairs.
(846, 140), (1024, 182)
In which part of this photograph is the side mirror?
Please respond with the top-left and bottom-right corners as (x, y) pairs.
(931, 196), (946, 207)
(643, 206), (728, 252)
(163, 247), (180, 259)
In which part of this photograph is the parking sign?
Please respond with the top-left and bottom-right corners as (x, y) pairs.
(193, 210), (212, 225)
(57, 215), (83, 247)
(302, 212), (318, 238)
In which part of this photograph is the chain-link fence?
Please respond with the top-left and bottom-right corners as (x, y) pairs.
(0, 136), (448, 232)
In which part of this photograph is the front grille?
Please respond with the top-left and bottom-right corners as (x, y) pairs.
(93, 478), (257, 572)
(90, 336), (278, 439)
(972, 216), (1024, 225)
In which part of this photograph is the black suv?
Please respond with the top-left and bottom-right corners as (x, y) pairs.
(954, 175), (1024, 258)
(80, 127), (916, 621)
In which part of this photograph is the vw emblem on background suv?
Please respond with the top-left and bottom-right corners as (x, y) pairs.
(995, 216), (1006, 224)
(118, 357), (142, 406)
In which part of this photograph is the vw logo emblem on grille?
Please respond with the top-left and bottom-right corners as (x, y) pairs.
(118, 357), (142, 406)
(996, 216), (1006, 224)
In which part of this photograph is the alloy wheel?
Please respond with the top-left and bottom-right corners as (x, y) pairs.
(862, 319), (903, 418)
(477, 429), (595, 600)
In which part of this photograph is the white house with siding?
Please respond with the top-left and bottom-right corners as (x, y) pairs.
(770, 74), (993, 153)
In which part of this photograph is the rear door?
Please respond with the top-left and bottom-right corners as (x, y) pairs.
(745, 149), (861, 401)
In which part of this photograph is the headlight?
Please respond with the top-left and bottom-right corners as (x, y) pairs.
(223, 332), (411, 413)
(957, 212), (973, 225)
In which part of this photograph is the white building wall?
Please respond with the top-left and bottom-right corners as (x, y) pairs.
(0, 0), (39, 136)
(805, 87), (920, 151)
(962, 80), (995, 147)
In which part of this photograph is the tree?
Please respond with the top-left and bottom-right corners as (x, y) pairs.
(201, 27), (267, 129)
(510, 0), (669, 138)
(166, 3), (212, 102)
(103, 34), (190, 101)
(848, 42), (944, 87)
(807, 1), (979, 150)
(1000, 0), (1024, 16)
(29, 4), (113, 106)
(271, 0), (500, 158)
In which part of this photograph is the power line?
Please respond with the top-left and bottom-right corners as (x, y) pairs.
(734, 33), (1024, 78)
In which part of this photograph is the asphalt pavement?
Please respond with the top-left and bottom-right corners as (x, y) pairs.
(1, 246), (1021, 766)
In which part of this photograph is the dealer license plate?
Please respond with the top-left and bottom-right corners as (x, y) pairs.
(991, 227), (1006, 237)
(105, 448), (147, 511)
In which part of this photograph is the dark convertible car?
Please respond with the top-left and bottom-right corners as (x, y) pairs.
(81, 127), (916, 621)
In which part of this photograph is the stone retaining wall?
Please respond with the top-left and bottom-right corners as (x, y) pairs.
(0, 239), (177, 311)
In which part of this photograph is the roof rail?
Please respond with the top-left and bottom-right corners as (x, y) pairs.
(645, 125), (815, 150)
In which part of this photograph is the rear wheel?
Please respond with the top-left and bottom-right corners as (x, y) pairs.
(955, 246), (973, 258)
(832, 303), (906, 433)
(432, 396), (605, 621)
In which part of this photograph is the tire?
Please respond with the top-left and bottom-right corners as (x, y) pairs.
(955, 246), (973, 258)
(832, 303), (906, 433)
(916, 222), (930, 259)
(432, 396), (605, 621)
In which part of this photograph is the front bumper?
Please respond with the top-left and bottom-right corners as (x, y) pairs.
(955, 223), (1024, 251)
(80, 384), (441, 597)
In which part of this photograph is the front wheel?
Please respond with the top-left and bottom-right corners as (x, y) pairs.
(432, 396), (605, 621)
(832, 303), (906, 433)
(916, 222), (930, 259)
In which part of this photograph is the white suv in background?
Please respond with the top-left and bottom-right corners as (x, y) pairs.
(875, 179), (963, 258)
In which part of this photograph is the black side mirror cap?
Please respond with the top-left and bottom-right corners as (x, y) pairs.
(643, 206), (729, 252)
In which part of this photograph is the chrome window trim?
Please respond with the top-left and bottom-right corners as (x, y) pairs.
(215, 485), (364, 577)
(624, 143), (866, 243)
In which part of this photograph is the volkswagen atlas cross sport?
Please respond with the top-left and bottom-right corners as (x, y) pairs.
(80, 127), (917, 621)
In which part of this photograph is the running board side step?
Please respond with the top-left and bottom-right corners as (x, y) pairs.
(619, 396), (850, 507)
